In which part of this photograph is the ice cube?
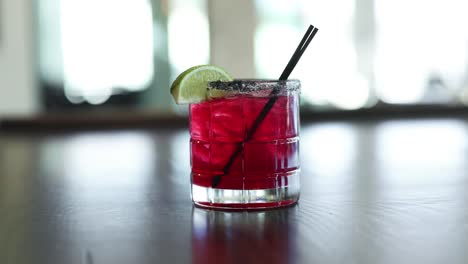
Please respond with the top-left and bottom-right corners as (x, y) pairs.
(210, 98), (245, 142)
(190, 103), (211, 140)
(243, 97), (284, 141)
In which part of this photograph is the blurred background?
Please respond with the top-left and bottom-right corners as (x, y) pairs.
(4, 2), (468, 262)
(1, 0), (468, 119)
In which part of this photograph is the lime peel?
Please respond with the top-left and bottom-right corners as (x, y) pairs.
(170, 65), (233, 104)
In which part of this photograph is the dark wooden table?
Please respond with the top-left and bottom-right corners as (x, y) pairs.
(2, 118), (468, 264)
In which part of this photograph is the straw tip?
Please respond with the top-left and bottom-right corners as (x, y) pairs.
(211, 175), (222, 188)
(278, 24), (319, 80)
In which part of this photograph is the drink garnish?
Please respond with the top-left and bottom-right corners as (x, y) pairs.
(170, 65), (233, 104)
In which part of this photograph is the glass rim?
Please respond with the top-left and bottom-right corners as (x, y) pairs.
(208, 79), (300, 93)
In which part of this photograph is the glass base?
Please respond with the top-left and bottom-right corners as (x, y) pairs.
(191, 172), (300, 210)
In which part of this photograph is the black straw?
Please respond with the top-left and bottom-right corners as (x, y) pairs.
(212, 25), (319, 188)
(279, 26), (318, 80)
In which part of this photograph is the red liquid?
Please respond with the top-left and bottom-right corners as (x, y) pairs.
(190, 95), (299, 190)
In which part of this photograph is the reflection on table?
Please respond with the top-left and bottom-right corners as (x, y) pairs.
(2, 118), (468, 263)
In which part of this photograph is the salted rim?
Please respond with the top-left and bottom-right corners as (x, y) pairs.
(208, 79), (301, 93)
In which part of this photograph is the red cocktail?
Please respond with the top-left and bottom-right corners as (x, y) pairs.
(190, 80), (300, 209)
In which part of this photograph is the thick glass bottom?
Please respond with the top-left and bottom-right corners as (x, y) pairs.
(191, 172), (300, 210)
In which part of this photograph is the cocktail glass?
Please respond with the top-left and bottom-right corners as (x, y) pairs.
(190, 79), (300, 209)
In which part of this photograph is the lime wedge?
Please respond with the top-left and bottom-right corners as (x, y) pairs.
(170, 65), (233, 104)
